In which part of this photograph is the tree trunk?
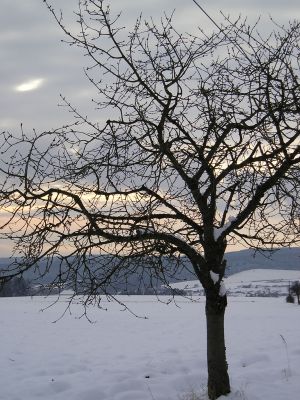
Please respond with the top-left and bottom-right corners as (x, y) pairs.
(206, 294), (230, 399)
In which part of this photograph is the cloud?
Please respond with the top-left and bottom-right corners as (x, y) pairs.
(15, 78), (44, 92)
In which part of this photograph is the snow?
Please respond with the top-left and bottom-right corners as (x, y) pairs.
(170, 269), (300, 297)
(219, 281), (227, 297)
(1, 294), (300, 400)
(225, 269), (300, 297)
(226, 268), (300, 283)
(210, 271), (219, 284)
(209, 271), (227, 297)
(213, 217), (236, 240)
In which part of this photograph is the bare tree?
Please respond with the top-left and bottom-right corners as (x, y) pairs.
(1, 1), (300, 398)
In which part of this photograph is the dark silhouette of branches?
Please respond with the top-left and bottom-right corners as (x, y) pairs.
(1, 2), (300, 398)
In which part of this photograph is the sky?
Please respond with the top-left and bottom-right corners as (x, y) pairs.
(0, 0), (300, 256)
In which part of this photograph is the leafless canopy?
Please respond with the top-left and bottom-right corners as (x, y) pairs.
(1, 0), (300, 297)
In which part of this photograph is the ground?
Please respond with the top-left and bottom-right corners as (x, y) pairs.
(0, 295), (299, 400)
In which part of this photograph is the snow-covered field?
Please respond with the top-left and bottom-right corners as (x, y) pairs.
(1, 295), (300, 400)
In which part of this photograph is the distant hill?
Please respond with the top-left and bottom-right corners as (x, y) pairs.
(0, 247), (299, 291)
(225, 247), (300, 275)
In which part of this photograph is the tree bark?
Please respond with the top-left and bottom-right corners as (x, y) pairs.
(206, 294), (230, 399)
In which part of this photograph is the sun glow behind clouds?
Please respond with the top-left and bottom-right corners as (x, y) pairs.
(15, 78), (44, 92)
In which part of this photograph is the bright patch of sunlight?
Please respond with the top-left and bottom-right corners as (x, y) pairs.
(15, 78), (44, 92)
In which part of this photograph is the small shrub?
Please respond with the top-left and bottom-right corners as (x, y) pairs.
(286, 294), (295, 303)
(290, 281), (300, 304)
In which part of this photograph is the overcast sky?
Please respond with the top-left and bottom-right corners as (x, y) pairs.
(0, 0), (300, 256)
(1, 0), (300, 134)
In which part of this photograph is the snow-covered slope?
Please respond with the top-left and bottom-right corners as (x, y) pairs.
(170, 269), (300, 297)
(225, 269), (300, 297)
